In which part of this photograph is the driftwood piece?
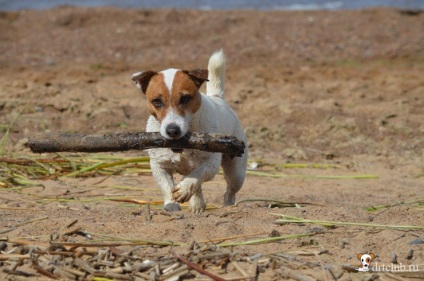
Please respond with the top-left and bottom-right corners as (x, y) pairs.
(28, 132), (246, 157)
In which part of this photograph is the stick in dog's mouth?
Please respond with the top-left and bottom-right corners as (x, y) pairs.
(28, 131), (246, 157)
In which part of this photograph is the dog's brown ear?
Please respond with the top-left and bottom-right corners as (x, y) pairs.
(183, 69), (209, 88)
(357, 253), (363, 260)
(369, 253), (375, 259)
(132, 71), (157, 94)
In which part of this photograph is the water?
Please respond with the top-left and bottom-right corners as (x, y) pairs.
(0, 0), (423, 11)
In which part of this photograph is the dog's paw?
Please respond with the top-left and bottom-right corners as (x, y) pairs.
(163, 201), (181, 212)
(189, 195), (206, 214)
(172, 182), (195, 203)
(172, 186), (193, 203)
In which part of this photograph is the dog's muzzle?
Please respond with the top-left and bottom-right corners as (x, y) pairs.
(166, 123), (182, 139)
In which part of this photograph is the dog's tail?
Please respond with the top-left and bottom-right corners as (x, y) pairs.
(206, 50), (226, 98)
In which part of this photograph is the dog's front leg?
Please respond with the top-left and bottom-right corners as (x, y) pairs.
(172, 153), (221, 213)
(150, 160), (181, 211)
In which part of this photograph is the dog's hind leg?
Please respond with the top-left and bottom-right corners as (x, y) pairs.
(221, 153), (247, 206)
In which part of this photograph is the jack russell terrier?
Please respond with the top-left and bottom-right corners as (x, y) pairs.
(131, 50), (248, 213)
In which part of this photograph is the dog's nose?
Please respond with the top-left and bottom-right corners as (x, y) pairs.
(166, 123), (182, 138)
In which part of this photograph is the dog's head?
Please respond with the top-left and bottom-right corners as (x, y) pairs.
(357, 253), (375, 270)
(132, 68), (208, 139)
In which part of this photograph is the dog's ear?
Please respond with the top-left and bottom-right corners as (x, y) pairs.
(132, 71), (157, 94)
(369, 253), (375, 259)
(357, 253), (363, 260)
(183, 69), (209, 88)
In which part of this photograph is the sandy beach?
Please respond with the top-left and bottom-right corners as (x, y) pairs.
(0, 6), (423, 280)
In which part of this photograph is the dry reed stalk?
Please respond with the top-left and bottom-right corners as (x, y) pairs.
(366, 198), (424, 212)
(218, 233), (314, 247)
(0, 108), (23, 156)
(197, 232), (268, 244)
(231, 260), (249, 278)
(247, 170), (379, 180)
(0, 254), (31, 260)
(273, 214), (424, 230)
(235, 198), (322, 208)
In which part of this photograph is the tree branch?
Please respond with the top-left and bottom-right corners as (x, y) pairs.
(28, 132), (245, 157)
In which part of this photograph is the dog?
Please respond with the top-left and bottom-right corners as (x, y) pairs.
(356, 253), (375, 272)
(131, 50), (248, 213)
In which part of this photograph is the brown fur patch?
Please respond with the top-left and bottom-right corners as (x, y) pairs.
(170, 70), (202, 116)
(144, 72), (170, 121)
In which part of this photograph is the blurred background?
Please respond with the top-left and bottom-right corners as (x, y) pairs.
(1, 0), (423, 10)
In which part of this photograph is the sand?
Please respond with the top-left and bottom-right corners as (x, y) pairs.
(0, 6), (423, 280)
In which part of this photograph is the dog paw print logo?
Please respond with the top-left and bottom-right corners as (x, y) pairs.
(356, 253), (375, 272)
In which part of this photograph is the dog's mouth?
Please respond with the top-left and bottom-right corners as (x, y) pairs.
(171, 148), (184, 153)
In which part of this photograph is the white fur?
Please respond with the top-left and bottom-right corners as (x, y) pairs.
(207, 49), (226, 98)
(159, 108), (190, 139)
(142, 51), (248, 213)
(159, 68), (191, 139)
(162, 68), (178, 92)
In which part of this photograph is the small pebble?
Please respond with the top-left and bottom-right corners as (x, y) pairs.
(406, 249), (414, 260)
(249, 253), (262, 261)
(0, 242), (7, 252)
(391, 252), (397, 264)
(408, 238), (423, 245)
(269, 229), (281, 237)
(311, 227), (324, 234)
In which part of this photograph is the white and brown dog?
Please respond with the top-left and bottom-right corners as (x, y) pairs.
(131, 50), (248, 213)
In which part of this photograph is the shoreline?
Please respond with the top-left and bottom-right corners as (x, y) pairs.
(1, 0), (424, 12)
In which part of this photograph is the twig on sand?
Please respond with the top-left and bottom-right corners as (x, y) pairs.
(281, 266), (314, 281)
(235, 198), (322, 208)
(172, 251), (227, 281)
(341, 264), (357, 273)
(31, 262), (60, 279)
(0, 254), (31, 261)
(146, 202), (152, 222)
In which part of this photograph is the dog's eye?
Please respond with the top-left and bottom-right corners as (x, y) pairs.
(179, 95), (191, 105)
(152, 98), (163, 108)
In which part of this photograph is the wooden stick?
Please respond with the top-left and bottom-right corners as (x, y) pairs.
(31, 263), (60, 280)
(280, 266), (314, 281)
(0, 254), (31, 260)
(28, 132), (246, 157)
(172, 251), (227, 281)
